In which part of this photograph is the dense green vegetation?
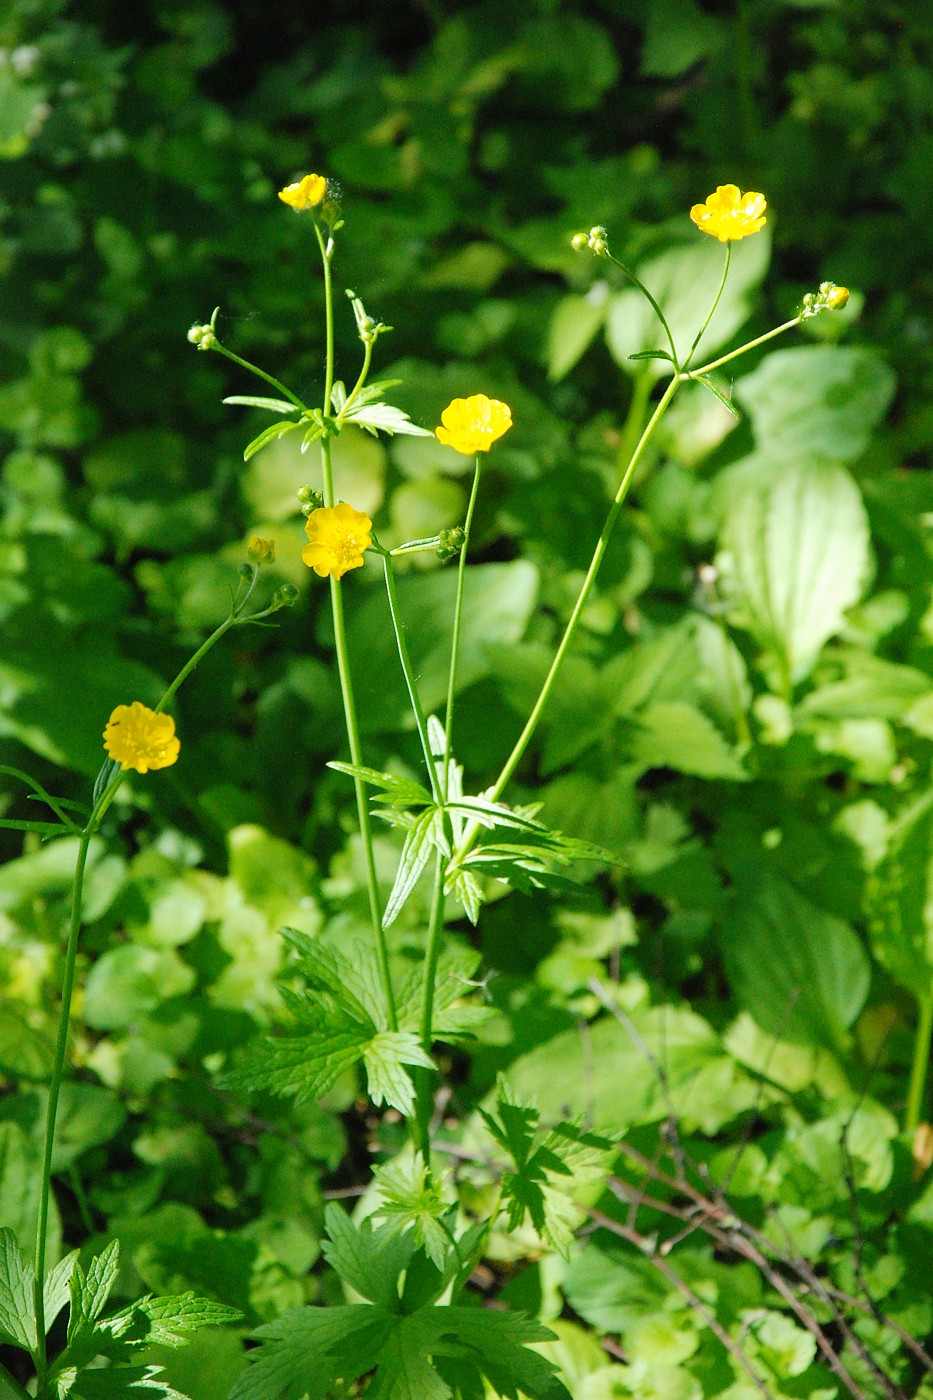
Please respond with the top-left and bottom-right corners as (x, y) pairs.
(3, 1), (933, 1396)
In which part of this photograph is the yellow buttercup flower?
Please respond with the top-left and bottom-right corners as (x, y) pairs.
(278, 174), (327, 212)
(302, 502), (373, 580)
(690, 185), (767, 242)
(103, 702), (180, 774)
(435, 395), (513, 456)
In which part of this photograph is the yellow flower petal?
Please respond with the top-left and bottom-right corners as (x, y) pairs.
(278, 174), (327, 212)
(302, 502), (373, 580)
(690, 184), (767, 242)
(103, 702), (180, 775)
(435, 394), (513, 456)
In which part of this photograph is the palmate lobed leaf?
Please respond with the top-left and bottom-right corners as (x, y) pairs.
(229, 1295), (567, 1400)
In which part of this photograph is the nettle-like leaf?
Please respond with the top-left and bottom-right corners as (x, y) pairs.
(449, 804), (620, 922)
(341, 400), (433, 438)
(45, 1239), (240, 1395)
(372, 1154), (453, 1271)
(363, 1031), (434, 1117)
(0, 1227), (36, 1354)
(70, 1366), (188, 1399)
(231, 1206), (569, 1400)
(479, 1080), (616, 1256)
(223, 937), (488, 1114)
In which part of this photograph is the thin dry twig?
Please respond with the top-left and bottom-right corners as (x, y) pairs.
(589, 1206), (777, 1399)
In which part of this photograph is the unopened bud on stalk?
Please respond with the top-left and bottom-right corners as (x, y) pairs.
(801, 281), (850, 319)
(272, 584), (299, 609)
(436, 525), (466, 561)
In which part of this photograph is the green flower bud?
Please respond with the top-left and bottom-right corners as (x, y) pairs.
(272, 584), (299, 608)
(187, 322), (217, 350)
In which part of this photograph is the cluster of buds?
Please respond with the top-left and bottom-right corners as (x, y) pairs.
(187, 322), (217, 351)
(297, 485), (325, 515)
(571, 226), (609, 256)
(800, 281), (850, 318)
(436, 525), (466, 561)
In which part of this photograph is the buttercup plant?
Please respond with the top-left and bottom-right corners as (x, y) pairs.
(0, 171), (860, 1400)
(171, 174), (854, 1397)
(0, 547), (291, 1399)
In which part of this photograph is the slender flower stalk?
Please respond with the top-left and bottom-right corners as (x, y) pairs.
(442, 454), (482, 800)
(685, 315), (802, 380)
(31, 584), (265, 1386)
(451, 289), (815, 865)
(416, 850), (448, 1157)
(683, 243), (731, 371)
(312, 220), (398, 1031)
(381, 551), (440, 798)
(486, 375), (679, 807)
(210, 341), (307, 411)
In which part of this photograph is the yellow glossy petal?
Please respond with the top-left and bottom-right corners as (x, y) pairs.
(302, 503), (373, 580)
(103, 702), (180, 774)
(435, 394), (513, 456)
(690, 184), (768, 242)
(278, 174), (327, 211)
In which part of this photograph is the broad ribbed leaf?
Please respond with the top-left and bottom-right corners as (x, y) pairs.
(718, 459), (870, 684)
(722, 870), (870, 1051)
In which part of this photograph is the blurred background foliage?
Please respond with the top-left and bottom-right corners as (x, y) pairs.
(4, 0), (933, 1395)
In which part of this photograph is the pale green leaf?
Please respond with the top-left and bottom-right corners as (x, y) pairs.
(722, 871), (870, 1051)
(383, 808), (442, 927)
(736, 345), (896, 462)
(547, 290), (609, 381)
(865, 797), (933, 999)
(629, 700), (747, 779)
(136, 1292), (243, 1347)
(606, 232), (770, 378)
(718, 458), (871, 683)
(342, 402), (432, 437)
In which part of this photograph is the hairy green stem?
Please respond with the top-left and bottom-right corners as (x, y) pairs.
(442, 455), (482, 800)
(32, 590), (265, 1376)
(382, 552), (440, 797)
(491, 376), (679, 806)
(338, 338), (373, 422)
(315, 224), (336, 414)
(314, 231), (398, 1030)
(606, 252), (680, 372)
(33, 826), (93, 1386)
(686, 315), (801, 380)
(211, 342), (306, 410)
(906, 992), (933, 1135)
(416, 850), (448, 1157)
